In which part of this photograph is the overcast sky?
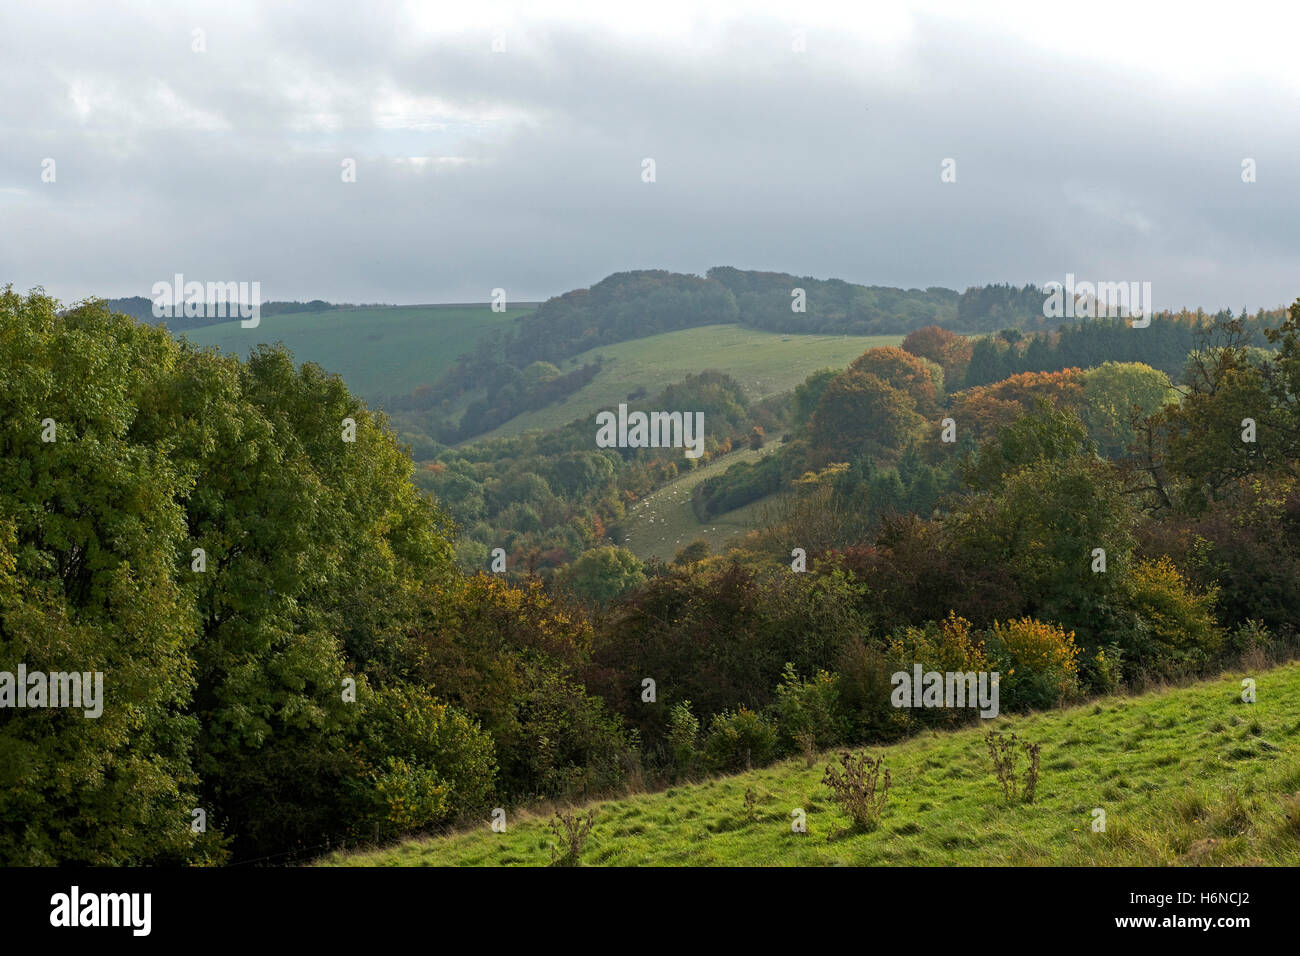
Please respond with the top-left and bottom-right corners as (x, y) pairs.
(1, 0), (1297, 311)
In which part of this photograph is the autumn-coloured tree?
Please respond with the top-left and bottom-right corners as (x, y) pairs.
(902, 325), (973, 388)
(809, 369), (926, 467)
(848, 346), (944, 414)
(949, 368), (1087, 441)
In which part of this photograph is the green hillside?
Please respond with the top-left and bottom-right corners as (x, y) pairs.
(466, 325), (903, 443)
(183, 304), (534, 400)
(621, 442), (785, 562)
(322, 662), (1300, 866)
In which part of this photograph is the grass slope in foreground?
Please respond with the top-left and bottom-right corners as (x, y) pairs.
(466, 326), (904, 443)
(323, 662), (1300, 866)
(183, 304), (533, 400)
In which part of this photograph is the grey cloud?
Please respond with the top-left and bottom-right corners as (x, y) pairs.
(0, 4), (1296, 310)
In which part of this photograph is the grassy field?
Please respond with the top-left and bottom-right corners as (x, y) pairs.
(322, 661), (1300, 866)
(467, 325), (903, 443)
(621, 442), (784, 562)
(183, 304), (533, 400)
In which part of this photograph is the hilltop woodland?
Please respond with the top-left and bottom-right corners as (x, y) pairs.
(2, 280), (1299, 866)
(377, 270), (1073, 447)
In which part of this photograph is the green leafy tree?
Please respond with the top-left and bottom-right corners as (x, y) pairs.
(1, 290), (488, 863)
(0, 290), (208, 864)
(962, 403), (1095, 492)
(567, 545), (646, 604)
(793, 367), (841, 425)
(1082, 361), (1176, 458)
(948, 454), (1136, 648)
(522, 361), (561, 386)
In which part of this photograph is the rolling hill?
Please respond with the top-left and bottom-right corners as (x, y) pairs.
(463, 325), (904, 444)
(182, 303), (535, 401)
(321, 661), (1300, 866)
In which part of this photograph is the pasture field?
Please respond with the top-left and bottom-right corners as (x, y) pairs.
(183, 304), (533, 400)
(620, 442), (784, 562)
(465, 325), (903, 442)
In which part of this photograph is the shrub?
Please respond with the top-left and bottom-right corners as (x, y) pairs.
(822, 752), (891, 831)
(772, 663), (848, 754)
(985, 618), (1081, 711)
(1122, 556), (1224, 675)
(696, 454), (782, 517)
(888, 613), (989, 674)
(508, 663), (632, 800)
(666, 700), (701, 779)
(885, 613), (990, 727)
(1084, 644), (1125, 695)
(355, 685), (496, 837)
(672, 539), (710, 566)
(366, 758), (452, 835)
(1226, 619), (1272, 668)
(703, 707), (778, 773)
(835, 639), (909, 742)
